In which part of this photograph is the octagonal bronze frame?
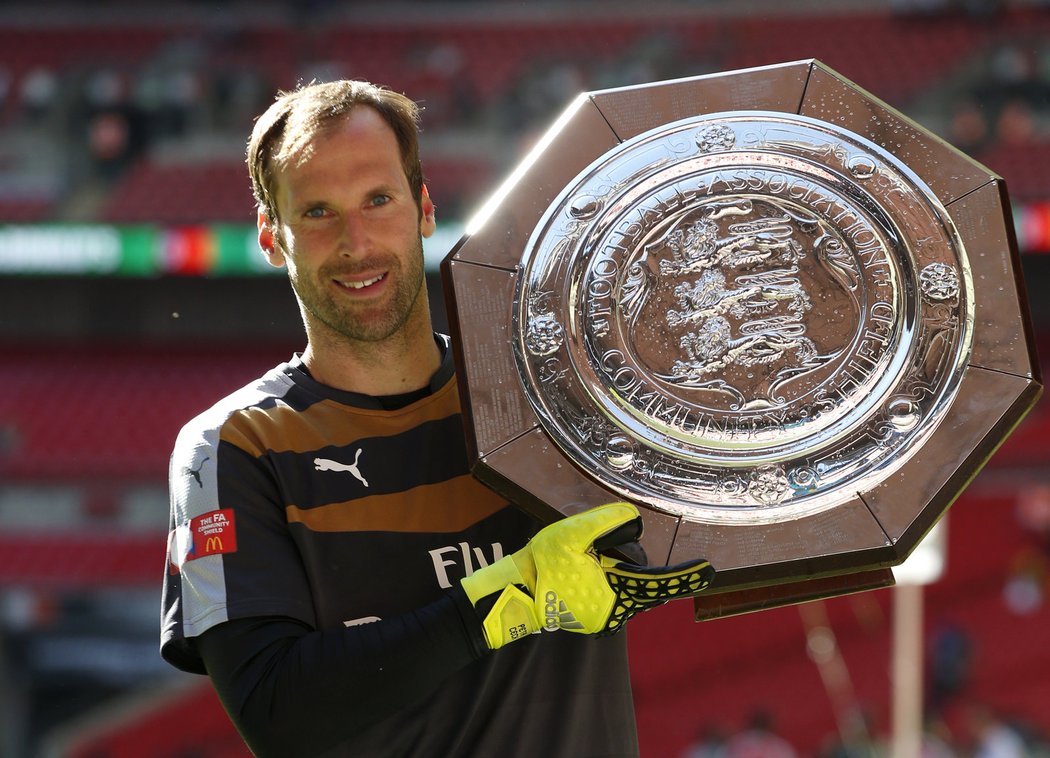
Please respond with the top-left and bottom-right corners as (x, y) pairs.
(440, 60), (1042, 618)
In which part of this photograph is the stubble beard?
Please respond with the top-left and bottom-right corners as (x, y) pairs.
(292, 239), (428, 347)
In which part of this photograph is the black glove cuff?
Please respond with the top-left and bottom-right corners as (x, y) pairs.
(448, 585), (494, 659)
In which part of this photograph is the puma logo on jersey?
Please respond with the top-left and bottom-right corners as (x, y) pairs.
(344, 615), (381, 627)
(314, 449), (369, 487)
(184, 456), (210, 488)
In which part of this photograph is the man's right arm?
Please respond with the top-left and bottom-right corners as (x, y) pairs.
(196, 586), (487, 758)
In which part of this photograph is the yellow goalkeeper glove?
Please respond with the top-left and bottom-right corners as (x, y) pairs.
(460, 502), (715, 649)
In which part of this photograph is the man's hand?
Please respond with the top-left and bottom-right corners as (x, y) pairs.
(460, 502), (715, 649)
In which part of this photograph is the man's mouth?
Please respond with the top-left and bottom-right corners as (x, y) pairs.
(336, 273), (386, 290)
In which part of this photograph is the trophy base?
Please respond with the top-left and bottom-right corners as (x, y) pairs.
(693, 568), (896, 621)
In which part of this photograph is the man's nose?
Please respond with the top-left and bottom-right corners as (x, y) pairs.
(338, 213), (371, 256)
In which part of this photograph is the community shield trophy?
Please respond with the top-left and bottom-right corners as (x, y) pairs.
(440, 60), (1042, 618)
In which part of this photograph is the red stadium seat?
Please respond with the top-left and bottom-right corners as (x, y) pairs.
(98, 160), (256, 225)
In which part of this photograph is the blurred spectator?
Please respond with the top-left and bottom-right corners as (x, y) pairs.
(208, 65), (271, 133)
(888, 0), (1003, 17)
(86, 111), (133, 180)
(974, 42), (1046, 124)
(599, 29), (686, 89)
(160, 68), (204, 136)
(723, 708), (798, 758)
(958, 0), (1005, 19)
(19, 67), (58, 125)
(890, 0), (952, 17)
(404, 40), (472, 128)
(0, 423), (20, 459)
(499, 58), (588, 133)
(1015, 482), (1050, 550)
(80, 68), (146, 182)
(818, 708), (881, 758)
(995, 99), (1037, 145)
(962, 703), (1029, 758)
(130, 36), (208, 139)
(681, 723), (728, 758)
(922, 714), (959, 758)
(1002, 547), (1046, 615)
(948, 98), (991, 153)
(987, 43), (1037, 95)
(0, 66), (12, 121)
(927, 623), (973, 712)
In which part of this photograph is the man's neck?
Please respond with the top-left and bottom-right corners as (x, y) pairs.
(301, 324), (442, 397)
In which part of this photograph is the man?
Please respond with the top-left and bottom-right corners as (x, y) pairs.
(160, 79), (712, 757)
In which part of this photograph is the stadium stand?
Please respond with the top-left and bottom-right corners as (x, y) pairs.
(98, 160), (258, 225)
(2, 7), (1050, 224)
(1, 1), (1049, 755)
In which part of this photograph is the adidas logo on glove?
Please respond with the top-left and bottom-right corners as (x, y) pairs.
(544, 591), (584, 631)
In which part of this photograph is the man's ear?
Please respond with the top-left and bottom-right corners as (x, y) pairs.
(419, 184), (436, 239)
(257, 208), (285, 268)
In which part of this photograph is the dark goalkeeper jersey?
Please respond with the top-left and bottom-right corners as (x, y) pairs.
(160, 338), (638, 757)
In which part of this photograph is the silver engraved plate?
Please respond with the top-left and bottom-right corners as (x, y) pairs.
(515, 111), (969, 526)
(441, 60), (1042, 614)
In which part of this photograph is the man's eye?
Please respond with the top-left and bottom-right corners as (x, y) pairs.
(305, 207), (327, 218)
(370, 195), (391, 207)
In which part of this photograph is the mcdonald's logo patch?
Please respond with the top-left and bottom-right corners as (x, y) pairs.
(188, 508), (238, 561)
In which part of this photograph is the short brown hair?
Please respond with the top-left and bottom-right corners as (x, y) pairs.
(247, 80), (423, 228)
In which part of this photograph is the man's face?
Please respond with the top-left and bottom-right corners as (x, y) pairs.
(260, 107), (435, 345)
